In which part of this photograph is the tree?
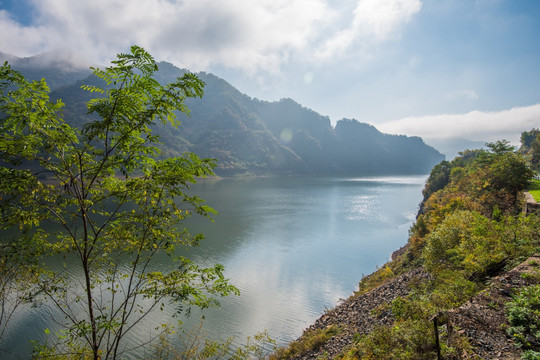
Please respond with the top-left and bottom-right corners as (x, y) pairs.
(477, 141), (534, 212)
(520, 129), (540, 171)
(520, 128), (540, 149)
(0, 46), (238, 359)
(418, 160), (452, 215)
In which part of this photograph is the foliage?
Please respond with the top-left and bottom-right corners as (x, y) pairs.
(0, 46), (238, 359)
(422, 210), (540, 280)
(345, 327), (467, 360)
(520, 129), (540, 172)
(522, 129), (540, 149)
(149, 322), (276, 360)
(481, 141), (535, 196)
(357, 265), (395, 295)
(507, 284), (540, 358)
(350, 321), (437, 360)
(418, 160), (452, 215)
(270, 325), (340, 360)
(416, 141), (534, 236)
(345, 135), (540, 359)
(421, 210), (538, 279)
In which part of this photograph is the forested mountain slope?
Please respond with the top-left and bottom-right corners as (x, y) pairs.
(2, 53), (444, 176)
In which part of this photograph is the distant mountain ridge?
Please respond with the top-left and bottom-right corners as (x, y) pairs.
(0, 51), (93, 90)
(2, 52), (445, 176)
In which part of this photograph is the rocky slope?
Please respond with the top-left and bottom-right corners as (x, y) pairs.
(286, 255), (540, 359)
(443, 255), (540, 359)
(289, 267), (431, 359)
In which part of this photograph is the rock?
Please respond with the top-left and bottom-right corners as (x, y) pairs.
(286, 256), (540, 360)
(289, 267), (431, 359)
(444, 255), (540, 360)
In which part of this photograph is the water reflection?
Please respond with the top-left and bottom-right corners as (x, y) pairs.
(178, 175), (426, 345)
(1, 175), (426, 357)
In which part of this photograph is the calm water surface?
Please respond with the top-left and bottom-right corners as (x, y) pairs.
(2, 175), (426, 357)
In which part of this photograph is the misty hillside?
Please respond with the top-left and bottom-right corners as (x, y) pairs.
(3, 53), (444, 176)
(0, 51), (93, 90)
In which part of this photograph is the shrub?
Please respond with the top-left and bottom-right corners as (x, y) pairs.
(353, 321), (437, 360)
(423, 211), (540, 281)
(507, 284), (540, 358)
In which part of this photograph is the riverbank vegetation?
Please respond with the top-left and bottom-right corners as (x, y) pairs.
(346, 139), (539, 359)
(273, 135), (540, 359)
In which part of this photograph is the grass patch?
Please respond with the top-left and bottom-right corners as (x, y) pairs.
(270, 325), (341, 360)
(528, 180), (540, 202)
(357, 265), (395, 295)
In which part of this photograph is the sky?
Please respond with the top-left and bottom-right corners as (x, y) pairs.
(1, 0), (540, 146)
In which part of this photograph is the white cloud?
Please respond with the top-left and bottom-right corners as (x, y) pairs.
(352, 0), (422, 39)
(315, 0), (422, 59)
(0, 0), (423, 73)
(0, 0), (327, 72)
(379, 104), (540, 144)
(0, 10), (49, 55)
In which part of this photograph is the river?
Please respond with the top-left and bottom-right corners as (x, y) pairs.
(1, 175), (426, 358)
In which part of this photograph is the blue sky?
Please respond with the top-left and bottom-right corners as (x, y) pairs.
(0, 0), (539, 144)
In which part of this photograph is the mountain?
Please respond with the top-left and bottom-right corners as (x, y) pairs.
(0, 52), (93, 90)
(3, 53), (445, 176)
(334, 120), (444, 174)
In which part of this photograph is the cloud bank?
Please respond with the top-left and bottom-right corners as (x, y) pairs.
(0, 0), (422, 73)
(316, 0), (421, 59)
(379, 104), (540, 144)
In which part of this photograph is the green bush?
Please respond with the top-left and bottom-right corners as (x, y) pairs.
(423, 211), (540, 281)
(422, 210), (490, 274)
(428, 270), (479, 309)
(507, 284), (540, 358)
(353, 321), (436, 360)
